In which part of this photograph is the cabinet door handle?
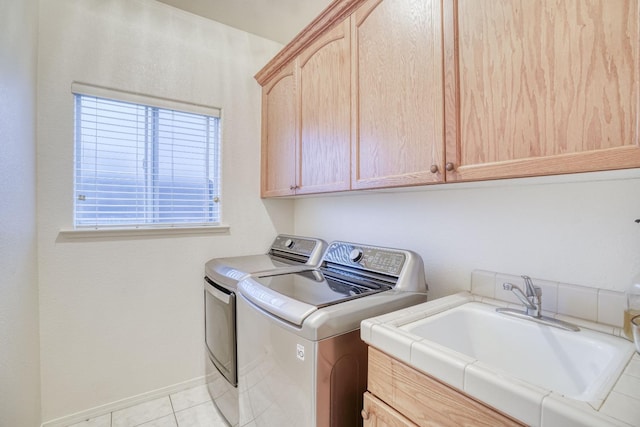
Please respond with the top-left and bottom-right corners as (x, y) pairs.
(289, 185), (295, 190)
(445, 162), (455, 172)
(361, 409), (370, 420)
(430, 164), (439, 173)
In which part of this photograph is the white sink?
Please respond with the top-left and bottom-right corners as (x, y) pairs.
(400, 302), (634, 403)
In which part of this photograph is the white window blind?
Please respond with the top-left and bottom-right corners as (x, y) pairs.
(73, 86), (221, 229)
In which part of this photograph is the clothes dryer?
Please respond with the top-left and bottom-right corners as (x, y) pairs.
(204, 234), (327, 426)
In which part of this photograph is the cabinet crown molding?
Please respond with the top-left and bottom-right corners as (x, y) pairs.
(254, 0), (365, 85)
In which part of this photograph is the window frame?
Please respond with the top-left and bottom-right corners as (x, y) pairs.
(70, 83), (224, 232)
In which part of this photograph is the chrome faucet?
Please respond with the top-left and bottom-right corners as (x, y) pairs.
(503, 275), (541, 317)
(496, 275), (580, 332)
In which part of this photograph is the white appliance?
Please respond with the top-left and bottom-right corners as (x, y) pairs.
(237, 241), (428, 426)
(204, 235), (327, 426)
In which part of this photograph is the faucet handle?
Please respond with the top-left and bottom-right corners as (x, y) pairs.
(503, 283), (514, 291)
(521, 275), (541, 297)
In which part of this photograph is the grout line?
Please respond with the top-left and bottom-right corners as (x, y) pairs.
(168, 393), (179, 427)
(64, 388), (213, 427)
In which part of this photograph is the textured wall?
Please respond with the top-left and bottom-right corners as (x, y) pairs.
(0, 0), (41, 425)
(37, 0), (290, 420)
(294, 171), (640, 299)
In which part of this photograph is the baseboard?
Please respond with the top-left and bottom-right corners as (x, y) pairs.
(41, 375), (212, 427)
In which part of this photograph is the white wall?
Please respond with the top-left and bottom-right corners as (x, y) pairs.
(37, 0), (291, 421)
(0, 0), (41, 425)
(294, 171), (640, 299)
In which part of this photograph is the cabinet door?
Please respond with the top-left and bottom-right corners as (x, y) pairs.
(297, 19), (351, 194)
(351, 0), (445, 190)
(445, 0), (640, 181)
(362, 392), (417, 427)
(261, 63), (297, 197)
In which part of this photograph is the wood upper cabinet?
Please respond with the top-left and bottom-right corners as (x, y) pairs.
(351, 0), (445, 190)
(259, 0), (640, 196)
(261, 63), (297, 197)
(445, 0), (640, 182)
(260, 19), (351, 197)
(297, 19), (351, 194)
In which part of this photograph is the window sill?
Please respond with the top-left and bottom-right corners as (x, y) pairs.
(58, 224), (230, 240)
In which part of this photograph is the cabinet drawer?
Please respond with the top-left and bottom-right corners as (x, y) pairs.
(363, 392), (417, 427)
(367, 347), (524, 427)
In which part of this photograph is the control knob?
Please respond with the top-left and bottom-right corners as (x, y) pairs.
(284, 239), (295, 249)
(349, 248), (364, 263)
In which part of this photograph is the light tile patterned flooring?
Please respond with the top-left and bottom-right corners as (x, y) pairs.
(67, 384), (229, 427)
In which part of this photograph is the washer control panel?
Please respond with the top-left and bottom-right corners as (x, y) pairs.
(323, 242), (406, 277)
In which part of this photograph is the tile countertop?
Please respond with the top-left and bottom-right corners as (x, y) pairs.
(360, 292), (640, 427)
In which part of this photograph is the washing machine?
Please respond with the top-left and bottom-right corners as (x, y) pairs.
(237, 241), (428, 426)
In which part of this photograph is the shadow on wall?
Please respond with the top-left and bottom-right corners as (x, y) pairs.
(261, 197), (295, 235)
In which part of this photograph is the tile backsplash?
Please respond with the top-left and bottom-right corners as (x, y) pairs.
(471, 270), (627, 330)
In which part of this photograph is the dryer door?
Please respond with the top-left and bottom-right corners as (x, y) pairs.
(204, 276), (236, 386)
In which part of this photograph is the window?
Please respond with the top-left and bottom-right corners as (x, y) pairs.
(72, 84), (221, 229)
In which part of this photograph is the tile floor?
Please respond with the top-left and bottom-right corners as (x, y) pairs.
(67, 384), (229, 427)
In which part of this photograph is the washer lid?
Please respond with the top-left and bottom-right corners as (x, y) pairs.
(238, 270), (391, 326)
(240, 275), (318, 326)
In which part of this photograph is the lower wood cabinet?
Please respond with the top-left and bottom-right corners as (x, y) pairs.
(364, 347), (525, 427)
(362, 392), (416, 427)
(363, 392), (417, 427)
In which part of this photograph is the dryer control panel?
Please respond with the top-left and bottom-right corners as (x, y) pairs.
(271, 235), (320, 256)
(268, 235), (328, 267)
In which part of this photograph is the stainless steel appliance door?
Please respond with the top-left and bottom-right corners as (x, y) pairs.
(238, 294), (316, 426)
(204, 276), (237, 386)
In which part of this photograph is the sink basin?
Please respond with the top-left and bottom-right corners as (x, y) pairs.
(400, 302), (634, 402)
